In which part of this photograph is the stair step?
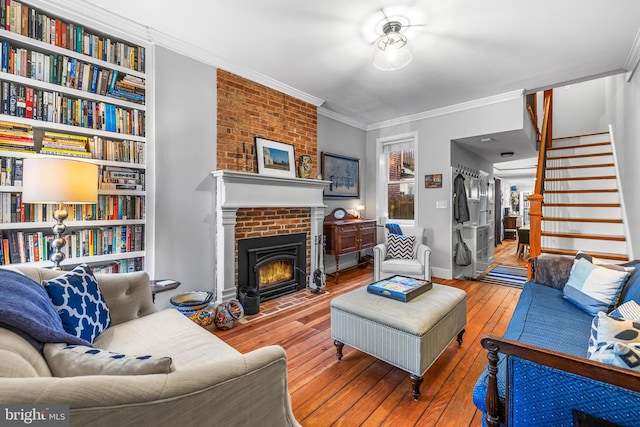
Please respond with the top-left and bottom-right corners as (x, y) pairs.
(541, 220), (624, 235)
(541, 235), (628, 255)
(545, 177), (616, 191)
(545, 166), (616, 178)
(548, 141), (611, 151)
(543, 217), (623, 224)
(543, 205), (622, 219)
(540, 248), (629, 262)
(546, 163), (614, 171)
(544, 192), (619, 204)
(541, 231), (626, 242)
(548, 143), (612, 157)
(551, 132), (610, 147)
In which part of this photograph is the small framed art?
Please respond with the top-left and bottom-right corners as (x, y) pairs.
(255, 137), (296, 178)
(425, 174), (443, 188)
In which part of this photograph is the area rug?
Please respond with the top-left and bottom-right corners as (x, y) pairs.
(238, 288), (331, 324)
(480, 265), (528, 288)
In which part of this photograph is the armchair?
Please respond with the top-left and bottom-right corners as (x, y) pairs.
(373, 226), (431, 282)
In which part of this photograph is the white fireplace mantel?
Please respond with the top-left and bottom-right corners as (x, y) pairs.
(212, 170), (330, 303)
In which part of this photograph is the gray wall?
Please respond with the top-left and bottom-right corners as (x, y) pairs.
(605, 73), (640, 259)
(317, 114), (367, 273)
(553, 79), (609, 137)
(152, 46), (217, 308)
(366, 97), (526, 279)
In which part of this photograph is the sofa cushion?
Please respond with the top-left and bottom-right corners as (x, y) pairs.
(43, 264), (111, 343)
(563, 258), (630, 315)
(590, 342), (640, 371)
(386, 233), (415, 260)
(94, 308), (241, 370)
(43, 343), (173, 377)
(0, 329), (52, 377)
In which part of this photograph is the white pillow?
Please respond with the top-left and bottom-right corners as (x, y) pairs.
(44, 343), (173, 377)
(587, 312), (640, 358)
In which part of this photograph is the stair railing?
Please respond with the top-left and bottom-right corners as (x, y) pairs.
(528, 90), (553, 277)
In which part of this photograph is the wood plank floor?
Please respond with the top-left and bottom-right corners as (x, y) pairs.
(215, 239), (525, 426)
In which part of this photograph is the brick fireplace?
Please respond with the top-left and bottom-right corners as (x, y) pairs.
(212, 170), (327, 304)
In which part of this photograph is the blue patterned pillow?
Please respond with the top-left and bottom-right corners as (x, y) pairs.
(43, 264), (111, 343)
(43, 343), (173, 377)
(563, 258), (631, 315)
(386, 233), (415, 260)
(587, 311), (640, 358)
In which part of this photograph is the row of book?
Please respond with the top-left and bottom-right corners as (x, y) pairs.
(0, 224), (143, 265)
(0, 119), (32, 151)
(1, 1), (145, 72)
(89, 136), (144, 164)
(93, 257), (144, 274)
(0, 41), (146, 104)
(0, 80), (146, 136)
(0, 130), (144, 163)
(1, 193), (145, 223)
(99, 165), (144, 191)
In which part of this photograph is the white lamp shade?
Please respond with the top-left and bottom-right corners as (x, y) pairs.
(22, 157), (98, 204)
(373, 42), (412, 71)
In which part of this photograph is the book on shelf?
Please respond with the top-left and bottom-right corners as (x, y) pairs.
(366, 275), (433, 302)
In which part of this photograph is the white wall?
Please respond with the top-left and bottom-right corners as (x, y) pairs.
(366, 95), (527, 279)
(152, 46), (217, 308)
(552, 79), (609, 137)
(604, 73), (640, 259)
(317, 115), (367, 272)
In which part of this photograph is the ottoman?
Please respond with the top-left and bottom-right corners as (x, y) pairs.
(330, 283), (467, 399)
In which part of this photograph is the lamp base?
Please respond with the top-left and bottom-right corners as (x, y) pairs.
(50, 206), (68, 270)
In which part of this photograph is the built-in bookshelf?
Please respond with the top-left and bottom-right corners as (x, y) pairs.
(0, 0), (148, 272)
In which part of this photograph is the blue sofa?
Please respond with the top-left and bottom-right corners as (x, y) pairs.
(472, 256), (640, 427)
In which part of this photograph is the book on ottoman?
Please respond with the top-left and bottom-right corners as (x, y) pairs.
(367, 275), (433, 302)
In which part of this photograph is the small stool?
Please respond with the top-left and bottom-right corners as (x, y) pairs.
(330, 284), (466, 400)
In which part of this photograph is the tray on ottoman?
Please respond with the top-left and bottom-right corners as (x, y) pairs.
(330, 283), (467, 399)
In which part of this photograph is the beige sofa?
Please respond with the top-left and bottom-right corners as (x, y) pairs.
(0, 266), (300, 427)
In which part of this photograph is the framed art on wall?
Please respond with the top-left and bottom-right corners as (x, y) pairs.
(255, 137), (296, 178)
(321, 152), (360, 198)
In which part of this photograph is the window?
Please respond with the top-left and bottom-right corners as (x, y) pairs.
(382, 137), (415, 221)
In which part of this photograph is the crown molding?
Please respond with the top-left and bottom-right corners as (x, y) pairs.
(36, 0), (325, 107)
(624, 27), (640, 82)
(318, 108), (367, 130)
(366, 89), (524, 131)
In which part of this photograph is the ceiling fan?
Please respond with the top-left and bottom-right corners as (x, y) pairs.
(373, 8), (424, 71)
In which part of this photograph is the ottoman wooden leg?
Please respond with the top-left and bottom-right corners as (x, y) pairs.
(457, 329), (466, 345)
(334, 340), (344, 360)
(410, 374), (423, 400)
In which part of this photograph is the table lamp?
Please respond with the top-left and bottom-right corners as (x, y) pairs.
(355, 205), (366, 218)
(22, 157), (98, 269)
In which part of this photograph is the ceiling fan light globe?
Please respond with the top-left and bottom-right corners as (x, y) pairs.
(373, 42), (412, 71)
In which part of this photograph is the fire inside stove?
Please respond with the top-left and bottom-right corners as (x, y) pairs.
(258, 259), (294, 288)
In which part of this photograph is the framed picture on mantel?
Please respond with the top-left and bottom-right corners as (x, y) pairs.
(321, 152), (360, 198)
(255, 137), (296, 178)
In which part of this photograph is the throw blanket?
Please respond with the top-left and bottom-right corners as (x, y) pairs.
(385, 223), (403, 235)
(0, 269), (91, 351)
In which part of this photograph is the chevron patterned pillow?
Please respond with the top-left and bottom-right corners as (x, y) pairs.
(386, 233), (415, 260)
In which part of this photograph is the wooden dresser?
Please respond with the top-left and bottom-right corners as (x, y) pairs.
(323, 208), (376, 283)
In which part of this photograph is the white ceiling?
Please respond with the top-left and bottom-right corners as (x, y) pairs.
(85, 0), (640, 127)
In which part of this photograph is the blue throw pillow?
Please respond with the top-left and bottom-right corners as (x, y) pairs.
(44, 264), (111, 343)
(563, 258), (631, 316)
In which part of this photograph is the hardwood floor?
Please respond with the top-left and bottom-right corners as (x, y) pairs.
(214, 243), (524, 426)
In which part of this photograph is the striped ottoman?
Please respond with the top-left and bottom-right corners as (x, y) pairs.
(330, 283), (467, 399)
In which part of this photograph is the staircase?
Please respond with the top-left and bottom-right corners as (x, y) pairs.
(539, 131), (631, 261)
